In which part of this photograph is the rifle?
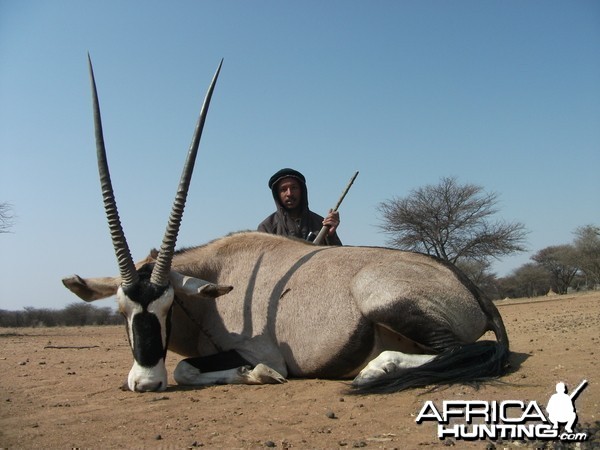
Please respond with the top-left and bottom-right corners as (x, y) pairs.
(569, 379), (588, 401)
(312, 171), (359, 245)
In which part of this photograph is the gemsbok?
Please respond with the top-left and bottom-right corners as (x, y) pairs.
(63, 58), (510, 393)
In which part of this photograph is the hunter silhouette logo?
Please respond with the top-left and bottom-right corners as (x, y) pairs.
(546, 380), (587, 434)
(415, 379), (589, 442)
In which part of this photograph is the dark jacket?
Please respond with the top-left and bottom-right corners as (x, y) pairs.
(257, 168), (342, 246)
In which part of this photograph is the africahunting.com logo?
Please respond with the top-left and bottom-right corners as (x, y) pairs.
(416, 380), (589, 443)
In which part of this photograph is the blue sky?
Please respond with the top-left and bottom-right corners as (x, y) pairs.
(1, 1), (599, 311)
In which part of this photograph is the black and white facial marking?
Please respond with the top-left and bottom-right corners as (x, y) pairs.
(118, 267), (173, 392)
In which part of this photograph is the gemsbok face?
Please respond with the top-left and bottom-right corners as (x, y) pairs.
(63, 56), (232, 392)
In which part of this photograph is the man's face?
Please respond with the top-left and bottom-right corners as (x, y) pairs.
(277, 177), (302, 211)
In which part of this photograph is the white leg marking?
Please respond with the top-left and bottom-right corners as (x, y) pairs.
(173, 361), (287, 386)
(352, 350), (436, 386)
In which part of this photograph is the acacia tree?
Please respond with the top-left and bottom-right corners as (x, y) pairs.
(573, 224), (600, 288)
(498, 263), (552, 298)
(0, 202), (15, 233)
(377, 177), (527, 265)
(531, 245), (580, 294)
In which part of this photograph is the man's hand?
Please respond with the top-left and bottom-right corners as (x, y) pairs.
(323, 209), (340, 235)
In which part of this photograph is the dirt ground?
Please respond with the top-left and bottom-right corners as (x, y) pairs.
(1, 292), (598, 449)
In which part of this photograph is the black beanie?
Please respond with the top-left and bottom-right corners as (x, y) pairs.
(268, 168), (306, 190)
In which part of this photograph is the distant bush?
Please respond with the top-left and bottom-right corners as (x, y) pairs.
(0, 303), (124, 327)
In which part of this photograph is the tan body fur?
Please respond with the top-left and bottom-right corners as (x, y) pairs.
(164, 231), (491, 379)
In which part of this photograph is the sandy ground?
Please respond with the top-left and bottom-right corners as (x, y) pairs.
(1, 291), (598, 449)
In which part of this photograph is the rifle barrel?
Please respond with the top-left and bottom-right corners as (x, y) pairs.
(569, 379), (588, 400)
(313, 171), (359, 245)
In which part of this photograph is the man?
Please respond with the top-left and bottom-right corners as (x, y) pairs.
(257, 168), (342, 246)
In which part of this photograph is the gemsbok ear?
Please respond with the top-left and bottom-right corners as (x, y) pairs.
(62, 275), (120, 301)
(169, 271), (233, 299)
